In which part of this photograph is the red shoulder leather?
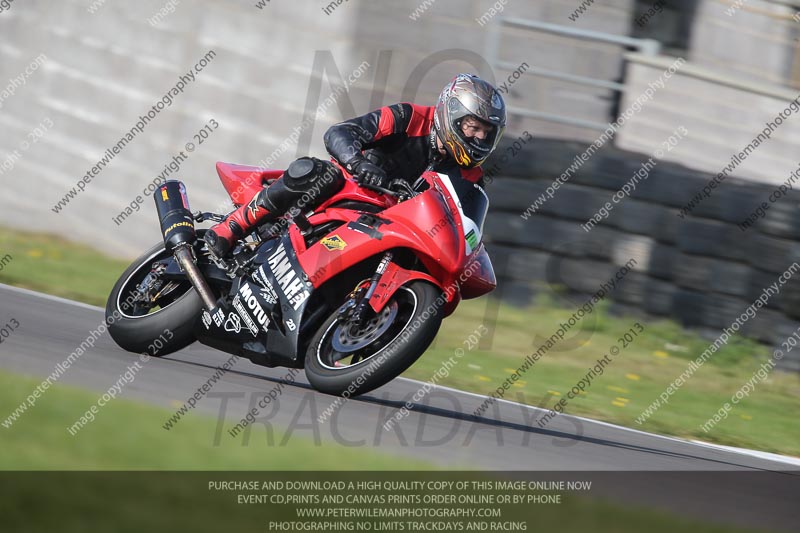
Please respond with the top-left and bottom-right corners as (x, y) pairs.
(406, 104), (435, 137)
(375, 107), (396, 140)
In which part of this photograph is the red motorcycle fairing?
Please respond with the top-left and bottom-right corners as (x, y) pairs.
(291, 171), (491, 317)
(215, 163), (495, 318)
(365, 260), (445, 314)
(215, 162), (283, 206)
(459, 243), (497, 299)
(313, 177), (398, 213)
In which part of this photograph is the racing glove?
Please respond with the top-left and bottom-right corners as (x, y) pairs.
(348, 157), (389, 189)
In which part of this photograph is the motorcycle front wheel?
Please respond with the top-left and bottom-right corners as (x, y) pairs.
(304, 280), (443, 397)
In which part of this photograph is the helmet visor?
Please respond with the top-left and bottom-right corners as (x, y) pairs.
(448, 100), (503, 164)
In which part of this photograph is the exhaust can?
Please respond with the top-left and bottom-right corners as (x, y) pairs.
(154, 180), (195, 252)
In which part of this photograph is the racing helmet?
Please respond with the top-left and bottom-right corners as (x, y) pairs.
(433, 73), (507, 168)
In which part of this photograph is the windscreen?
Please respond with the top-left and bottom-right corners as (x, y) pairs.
(438, 174), (489, 253)
(448, 176), (489, 233)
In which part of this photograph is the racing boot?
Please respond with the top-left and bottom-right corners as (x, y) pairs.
(203, 190), (276, 258)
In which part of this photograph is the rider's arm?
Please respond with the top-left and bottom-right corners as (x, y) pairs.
(323, 103), (416, 174)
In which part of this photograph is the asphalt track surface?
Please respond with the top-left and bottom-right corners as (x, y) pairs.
(1, 284), (798, 531)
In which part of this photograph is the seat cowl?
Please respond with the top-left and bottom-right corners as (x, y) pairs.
(215, 162), (284, 206)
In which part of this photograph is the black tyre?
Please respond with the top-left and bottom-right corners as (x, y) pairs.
(304, 280), (443, 397)
(105, 240), (204, 356)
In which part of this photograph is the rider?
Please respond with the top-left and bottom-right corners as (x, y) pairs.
(204, 73), (507, 258)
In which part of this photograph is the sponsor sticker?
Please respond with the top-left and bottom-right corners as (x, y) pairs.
(212, 309), (225, 327)
(224, 312), (242, 334)
(320, 234), (347, 251)
(239, 283), (270, 333)
(252, 266), (278, 304)
(232, 295), (259, 337)
(465, 229), (478, 250)
(163, 221), (193, 238)
(260, 288), (277, 305)
(267, 243), (311, 310)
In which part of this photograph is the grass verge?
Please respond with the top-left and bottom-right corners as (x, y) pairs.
(0, 228), (128, 306)
(0, 369), (431, 470)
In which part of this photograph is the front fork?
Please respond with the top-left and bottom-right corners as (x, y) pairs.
(350, 251), (393, 327)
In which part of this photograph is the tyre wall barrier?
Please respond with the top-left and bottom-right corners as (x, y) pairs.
(484, 137), (800, 372)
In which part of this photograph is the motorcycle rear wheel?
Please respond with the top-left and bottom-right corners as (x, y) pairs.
(304, 280), (443, 397)
(105, 240), (204, 356)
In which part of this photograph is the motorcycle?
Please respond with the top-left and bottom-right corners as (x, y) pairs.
(105, 160), (497, 397)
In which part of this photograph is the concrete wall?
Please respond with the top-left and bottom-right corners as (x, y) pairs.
(0, 0), (361, 256)
(690, 0), (800, 87)
(615, 53), (800, 186)
(614, 1), (800, 186)
(0, 0), (640, 256)
(348, 0), (637, 141)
